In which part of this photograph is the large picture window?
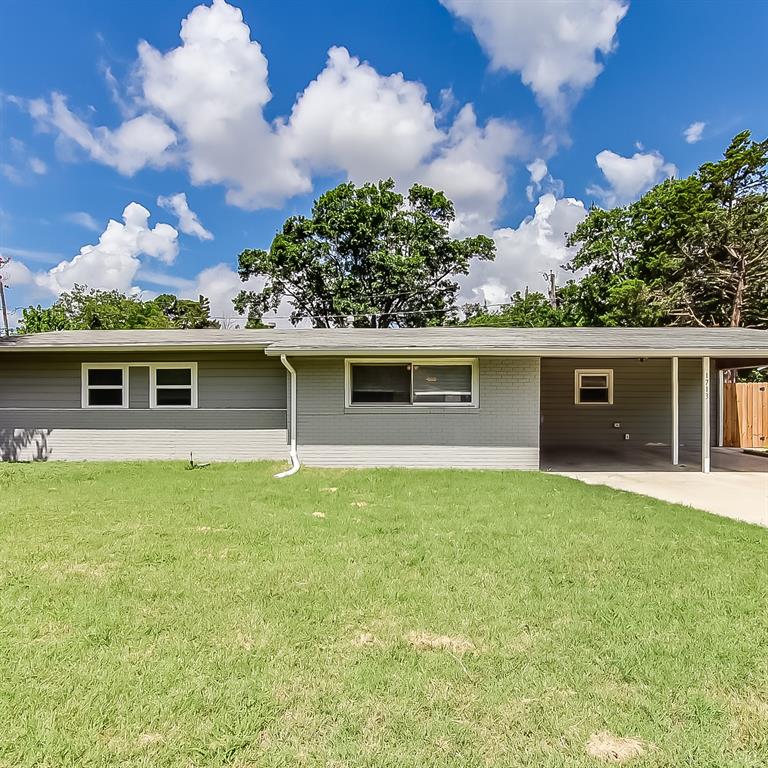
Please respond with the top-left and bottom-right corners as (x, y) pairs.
(81, 365), (128, 408)
(575, 369), (613, 405)
(150, 363), (197, 408)
(347, 359), (477, 407)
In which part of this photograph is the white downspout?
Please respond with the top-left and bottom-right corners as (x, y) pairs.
(274, 354), (301, 478)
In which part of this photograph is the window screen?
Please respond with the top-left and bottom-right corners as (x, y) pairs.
(412, 364), (472, 404)
(350, 364), (411, 404)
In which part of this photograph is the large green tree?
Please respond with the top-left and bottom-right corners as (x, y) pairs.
(234, 179), (495, 328)
(565, 131), (768, 327)
(19, 286), (220, 333)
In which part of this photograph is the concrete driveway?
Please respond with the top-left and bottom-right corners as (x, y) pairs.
(558, 470), (768, 527)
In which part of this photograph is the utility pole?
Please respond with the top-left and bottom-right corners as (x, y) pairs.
(0, 258), (9, 336)
(544, 269), (557, 309)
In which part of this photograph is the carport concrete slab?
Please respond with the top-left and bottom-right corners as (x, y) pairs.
(558, 471), (768, 527)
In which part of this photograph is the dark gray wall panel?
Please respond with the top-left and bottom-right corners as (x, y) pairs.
(0, 351), (287, 410)
(541, 357), (705, 450)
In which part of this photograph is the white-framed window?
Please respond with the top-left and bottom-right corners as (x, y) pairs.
(575, 369), (614, 405)
(345, 358), (478, 407)
(81, 364), (129, 409)
(150, 363), (198, 408)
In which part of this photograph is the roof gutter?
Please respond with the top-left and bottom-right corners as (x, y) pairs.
(274, 354), (300, 478)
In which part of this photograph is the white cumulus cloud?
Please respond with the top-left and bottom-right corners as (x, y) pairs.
(587, 149), (676, 206)
(25, 0), (526, 233)
(137, 0), (308, 208)
(139, 262), (283, 326)
(0, 258), (35, 289)
(422, 105), (527, 235)
(462, 193), (587, 306)
(30, 93), (176, 175)
(157, 192), (213, 240)
(684, 121), (705, 144)
(441, 0), (628, 117)
(284, 46), (443, 183)
(35, 203), (178, 295)
(190, 263), (269, 323)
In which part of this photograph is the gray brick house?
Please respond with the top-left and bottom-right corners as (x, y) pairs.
(1, 327), (767, 472)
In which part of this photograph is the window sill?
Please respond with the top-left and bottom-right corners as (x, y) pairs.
(81, 406), (130, 410)
(344, 405), (479, 415)
(150, 406), (198, 410)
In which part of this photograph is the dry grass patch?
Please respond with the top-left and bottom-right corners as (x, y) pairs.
(729, 692), (768, 750)
(352, 632), (378, 647)
(136, 732), (163, 748)
(31, 620), (71, 642)
(237, 633), (255, 652)
(406, 631), (476, 654)
(40, 561), (113, 579)
(586, 731), (648, 763)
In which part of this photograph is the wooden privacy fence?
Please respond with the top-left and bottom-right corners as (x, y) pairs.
(724, 382), (768, 448)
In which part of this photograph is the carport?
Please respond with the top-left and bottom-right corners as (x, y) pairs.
(539, 345), (768, 474)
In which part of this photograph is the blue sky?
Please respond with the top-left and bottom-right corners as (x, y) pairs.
(1, 0), (767, 326)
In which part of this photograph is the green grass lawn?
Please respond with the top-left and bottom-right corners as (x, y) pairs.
(1, 462), (767, 767)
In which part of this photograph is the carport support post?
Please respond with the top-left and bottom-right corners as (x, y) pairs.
(702, 356), (711, 473)
(671, 357), (679, 465)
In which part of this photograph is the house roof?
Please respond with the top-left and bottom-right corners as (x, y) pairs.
(1, 326), (768, 357)
(260, 327), (768, 356)
(0, 329), (281, 351)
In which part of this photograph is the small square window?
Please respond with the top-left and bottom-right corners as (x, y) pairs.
(82, 365), (127, 408)
(575, 369), (613, 405)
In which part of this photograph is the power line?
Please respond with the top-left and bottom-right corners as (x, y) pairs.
(4, 299), (515, 331)
(205, 301), (511, 322)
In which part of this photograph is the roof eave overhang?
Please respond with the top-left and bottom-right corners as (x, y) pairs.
(0, 343), (272, 353)
(263, 346), (768, 358)
(2, 343), (767, 358)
